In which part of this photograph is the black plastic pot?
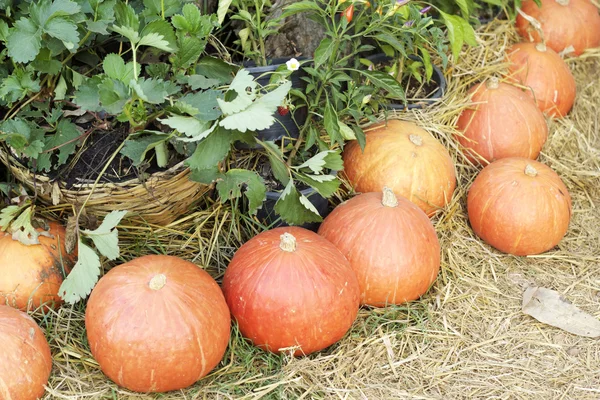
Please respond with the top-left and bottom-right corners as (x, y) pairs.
(236, 57), (309, 149)
(366, 53), (446, 111)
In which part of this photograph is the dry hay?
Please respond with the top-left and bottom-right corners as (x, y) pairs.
(37, 20), (600, 399)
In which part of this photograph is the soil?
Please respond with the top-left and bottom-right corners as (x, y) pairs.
(47, 123), (182, 189)
(403, 74), (440, 100)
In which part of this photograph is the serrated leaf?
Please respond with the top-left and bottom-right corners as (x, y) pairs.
(173, 3), (205, 34)
(0, 205), (22, 231)
(219, 80), (292, 132)
(216, 69), (257, 114)
(324, 104), (343, 146)
(274, 181), (322, 225)
(216, 169), (266, 214)
(195, 56), (236, 84)
(114, 1), (140, 31)
(32, 48), (63, 75)
(295, 173), (340, 198)
(185, 126), (232, 171)
(81, 210), (127, 260)
(121, 134), (169, 166)
(180, 90), (223, 121)
(172, 36), (204, 69)
(111, 25), (140, 44)
(186, 75), (220, 90)
(48, 0), (81, 16)
(44, 16), (79, 49)
(86, 0), (116, 34)
(130, 78), (177, 104)
(0, 68), (41, 103)
(140, 19), (177, 51)
(37, 120), (81, 172)
(261, 141), (290, 186)
(59, 241), (100, 304)
(217, 0), (232, 24)
(0, 20), (9, 42)
(160, 115), (212, 139)
(103, 54), (136, 83)
(73, 76), (103, 112)
(9, 206), (41, 245)
(7, 18), (42, 63)
(99, 78), (130, 114)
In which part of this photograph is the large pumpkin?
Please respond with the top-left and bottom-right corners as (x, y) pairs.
(456, 78), (548, 164)
(222, 226), (360, 356)
(85, 255), (231, 393)
(508, 42), (576, 118)
(0, 221), (76, 311)
(343, 120), (456, 216)
(516, 0), (600, 56)
(467, 158), (572, 256)
(0, 305), (52, 400)
(318, 188), (440, 306)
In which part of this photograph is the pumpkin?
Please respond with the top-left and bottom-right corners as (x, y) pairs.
(467, 158), (572, 256)
(318, 188), (440, 306)
(516, 0), (600, 56)
(222, 226), (360, 356)
(508, 42), (576, 118)
(343, 120), (456, 216)
(0, 305), (52, 400)
(0, 221), (76, 311)
(456, 78), (548, 164)
(85, 255), (231, 393)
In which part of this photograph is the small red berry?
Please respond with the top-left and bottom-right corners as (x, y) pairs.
(277, 106), (289, 116)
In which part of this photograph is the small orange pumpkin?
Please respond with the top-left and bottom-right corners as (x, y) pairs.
(343, 120), (456, 216)
(456, 78), (548, 164)
(0, 221), (76, 311)
(508, 42), (576, 118)
(318, 188), (440, 306)
(467, 158), (572, 256)
(0, 304), (53, 400)
(516, 0), (600, 56)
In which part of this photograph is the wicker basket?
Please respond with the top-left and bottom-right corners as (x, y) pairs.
(0, 151), (212, 226)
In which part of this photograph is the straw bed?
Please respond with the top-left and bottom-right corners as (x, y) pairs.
(38, 20), (600, 399)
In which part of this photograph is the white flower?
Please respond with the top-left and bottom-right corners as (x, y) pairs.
(362, 94), (372, 105)
(286, 58), (300, 72)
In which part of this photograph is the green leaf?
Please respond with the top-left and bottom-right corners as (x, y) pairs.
(295, 174), (340, 198)
(338, 121), (356, 140)
(86, 0), (116, 35)
(172, 36), (204, 69)
(22, 140), (45, 159)
(274, 181), (322, 225)
(7, 18), (42, 63)
(73, 76), (103, 112)
(216, 0), (232, 24)
(195, 56), (236, 84)
(44, 17), (79, 50)
(48, 0), (81, 16)
(180, 90), (223, 121)
(121, 134), (169, 166)
(99, 78), (130, 114)
(114, 1), (140, 31)
(173, 4), (202, 33)
(184, 126), (232, 172)
(0, 68), (41, 104)
(81, 210), (127, 260)
(103, 54), (137, 83)
(323, 104), (343, 146)
(160, 115), (213, 139)
(374, 33), (406, 56)
(31, 48), (62, 75)
(314, 38), (335, 68)
(37, 120), (81, 172)
(130, 78), (177, 104)
(140, 19), (177, 51)
(111, 25), (140, 44)
(8, 206), (42, 245)
(0, 205), (22, 232)
(261, 141), (290, 186)
(216, 169), (266, 214)
(281, 1), (323, 18)
(59, 242), (101, 304)
(355, 69), (405, 101)
(54, 75), (68, 100)
(219, 80), (292, 132)
(186, 75), (220, 90)
(440, 11), (477, 60)
(217, 69), (257, 114)
(0, 20), (9, 42)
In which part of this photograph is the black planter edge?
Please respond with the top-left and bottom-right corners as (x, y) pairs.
(366, 53), (447, 111)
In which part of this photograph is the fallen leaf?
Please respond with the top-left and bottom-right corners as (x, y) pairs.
(522, 286), (600, 338)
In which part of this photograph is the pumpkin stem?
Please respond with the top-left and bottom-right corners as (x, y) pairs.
(535, 43), (547, 52)
(486, 77), (500, 89)
(382, 187), (399, 207)
(409, 134), (423, 146)
(555, 0), (569, 5)
(149, 274), (167, 290)
(279, 233), (297, 252)
(524, 164), (538, 177)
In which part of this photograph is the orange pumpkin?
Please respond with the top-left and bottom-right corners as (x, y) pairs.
(508, 42), (576, 118)
(0, 305), (53, 400)
(516, 0), (600, 56)
(456, 78), (548, 164)
(343, 120), (456, 216)
(222, 227), (360, 356)
(85, 255), (231, 393)
(467, 158), (572, 256)
(0, 221), (76, 311)
(318, 188), (440, 306)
